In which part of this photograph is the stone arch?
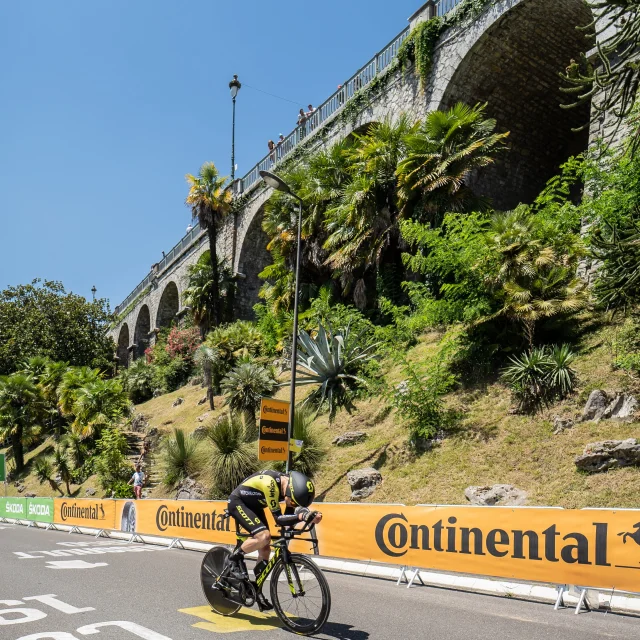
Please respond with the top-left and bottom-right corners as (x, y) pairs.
(133, 305), (151, 360)
(437, 0), (593, 209)
(155, 281), (180, 330)
(235, 204), (272, 320)
(116, 323), (130, 369)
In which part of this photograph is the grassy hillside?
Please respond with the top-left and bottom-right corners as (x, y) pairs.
(133, 322), (640, 509)
(4, 320), (639, 508)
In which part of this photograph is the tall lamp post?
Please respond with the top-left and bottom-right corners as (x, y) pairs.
(259, 170), (303, 473)
(229, 74), (241, 270)
(91, 285), (97, 301)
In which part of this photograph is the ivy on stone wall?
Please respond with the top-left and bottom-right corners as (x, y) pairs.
(398, 0), (493, 87)
(112, 286), (151, 327)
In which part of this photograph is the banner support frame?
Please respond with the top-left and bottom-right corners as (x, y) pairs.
(168, 538), (184, 550)
(128, 533), (144, 544)
(69, 525), (82, 534)
(94, 529), (111, 539)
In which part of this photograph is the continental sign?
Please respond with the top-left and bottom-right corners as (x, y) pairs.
(310, 504), (640, 593)
(258, 398), (289, 461)
(54, 498), (116, 529)
(118, 499), (238, 545)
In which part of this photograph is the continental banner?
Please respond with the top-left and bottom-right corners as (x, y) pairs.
(25, 497), (54, 523)
(0, 497), (27, 520)
(54, 498), (116, 529)
(311, 504), (640, 593)
(116, 499), (237, 545)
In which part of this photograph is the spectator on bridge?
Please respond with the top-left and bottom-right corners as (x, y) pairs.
(297, 109), (308, 140)
(306, 104), (317, 131)
(276, 134), (285, 160)
(268, 139), (276, 163)
(129, 464), (145, 500)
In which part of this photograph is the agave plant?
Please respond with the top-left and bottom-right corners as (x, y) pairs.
(295, 323), (378, 421)
(206, 413), (257, 497)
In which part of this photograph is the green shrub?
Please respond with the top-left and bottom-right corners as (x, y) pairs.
(94, 429), (132, 496)
(155, 356), (193, 392)
(613, 314), (640, 372)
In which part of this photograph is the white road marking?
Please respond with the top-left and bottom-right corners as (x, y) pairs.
(45, 561), (108, 570)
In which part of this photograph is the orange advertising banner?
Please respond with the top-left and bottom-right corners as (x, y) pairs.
(116, 499), (237, 545)
(311, 504), (640, 593)
(258, 398), (289, 461)
(53, 498), (116, 530)
(50, 498), (640, 593)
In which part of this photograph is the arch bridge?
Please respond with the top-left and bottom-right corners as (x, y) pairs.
(111, 0), (603, 366)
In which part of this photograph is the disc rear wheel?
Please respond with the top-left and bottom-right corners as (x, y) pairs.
(200, 546), (242, 616)
(270, 554), (331, 635)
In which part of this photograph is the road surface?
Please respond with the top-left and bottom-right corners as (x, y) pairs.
(0, 522), (637, 639)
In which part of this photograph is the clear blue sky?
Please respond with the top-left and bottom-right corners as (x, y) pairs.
(0, 0), (418, 308)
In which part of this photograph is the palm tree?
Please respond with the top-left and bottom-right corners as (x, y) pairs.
(324, 117), (413, 308)
(34, 457), (63, 495)
(221, 361), (277, 423)
(484, 209), (589, 347)
(397, 103), (509, 226)
(194, 345), (221, 411)
(58, 367), (102, 417)
(0, 373), (42, 472)
(67, 378), (130, 440)
(185, 162), (233, 327)
(183, 250), (234, 333)
(53, 447), (73, 495)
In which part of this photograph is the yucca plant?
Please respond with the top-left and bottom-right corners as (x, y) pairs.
(221, 361), (277, 422)
(206, 413), (258, 497)
(547, 344), (578, 397)
(295, 323), (378, 421)
(502, 344), (578, 413)
(194, 345), (224, 410)
(162, 427), (203, 487)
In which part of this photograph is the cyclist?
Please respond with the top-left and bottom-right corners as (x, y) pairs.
(227, 469), (322, 611)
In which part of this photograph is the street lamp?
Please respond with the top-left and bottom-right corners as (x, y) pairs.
(229, 74), (241, 270)
(260, 170), (303, 473)
(91, 285), (97, 301)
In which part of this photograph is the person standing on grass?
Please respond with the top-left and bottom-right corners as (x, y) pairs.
(129, 464), (145, 499)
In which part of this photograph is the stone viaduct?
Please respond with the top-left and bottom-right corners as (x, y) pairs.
(111, 0), (600, 367)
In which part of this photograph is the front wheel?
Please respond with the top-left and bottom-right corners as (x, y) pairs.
(200, 546), (242, 616)
(270, 554), (331, 636)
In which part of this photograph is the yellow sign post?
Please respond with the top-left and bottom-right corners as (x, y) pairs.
(259, 398), (290, 461)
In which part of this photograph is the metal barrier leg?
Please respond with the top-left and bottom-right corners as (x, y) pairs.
(396, 566), (408, 586)
(554, 585), (566, 610)
(69, 526), (82, 534)
(128, 534), (144, 544)
(575, 588), (591, 615)
(94, 529), (110, 539)
(407, 568), (425, 589)
(168, 538), (184, 550)
(45, 523), (58, 531)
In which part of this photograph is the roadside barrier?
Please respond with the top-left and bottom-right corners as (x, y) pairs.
(3, 497), (640, 600)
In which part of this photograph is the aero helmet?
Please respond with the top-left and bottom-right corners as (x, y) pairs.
(287, 470), (315, 508)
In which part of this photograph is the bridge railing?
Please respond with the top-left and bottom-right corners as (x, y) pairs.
(114, 2), (471, 314)
(435, 0), (464, 16)
(237, 26), (410, 195)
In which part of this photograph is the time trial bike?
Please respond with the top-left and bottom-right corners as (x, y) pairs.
(200, 513), (331, 636)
